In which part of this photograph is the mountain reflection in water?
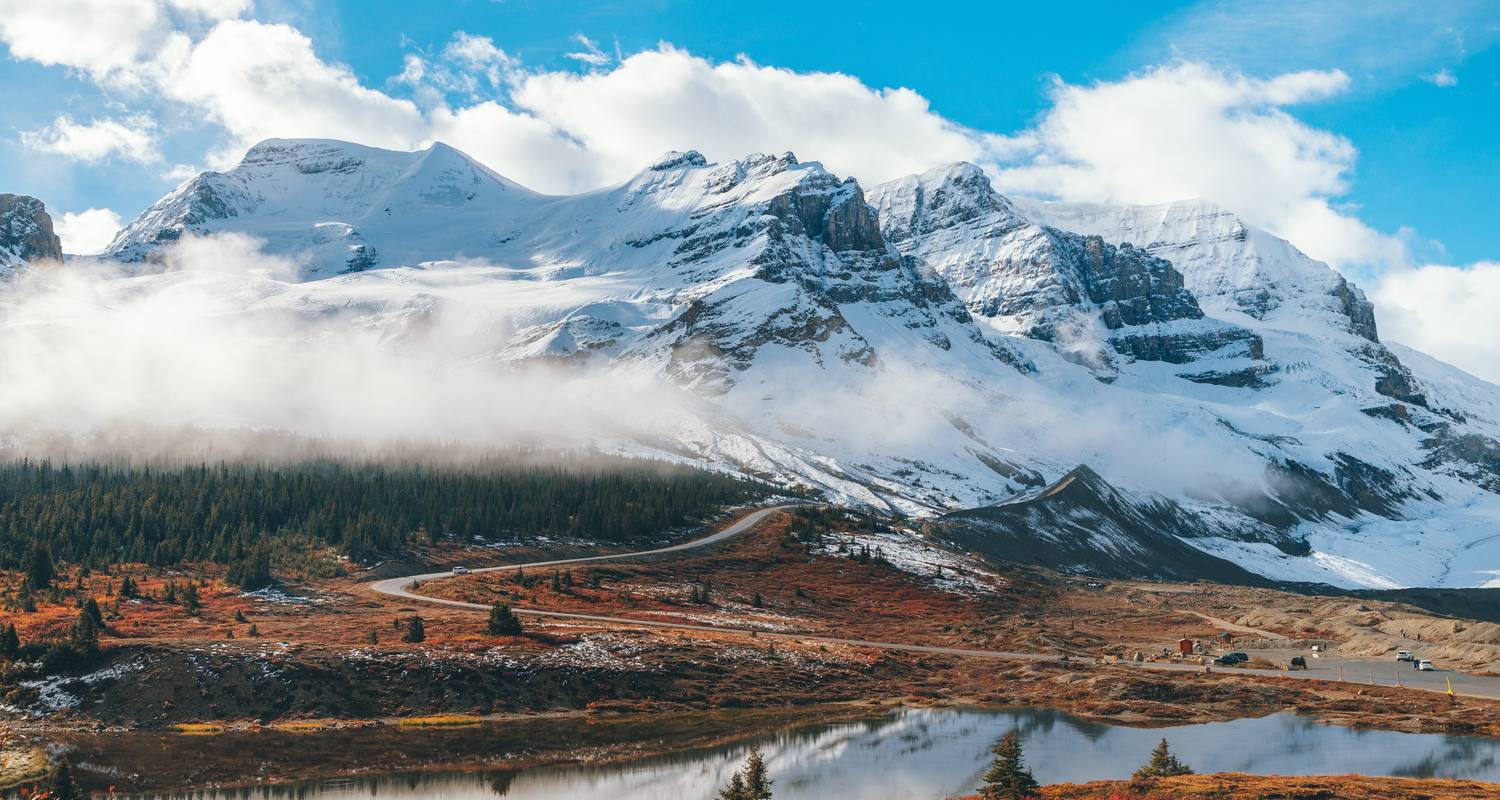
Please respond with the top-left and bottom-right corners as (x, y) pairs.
(124, 708), (1500, 800)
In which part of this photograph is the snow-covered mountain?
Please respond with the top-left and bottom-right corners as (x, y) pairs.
(16, 139), (1500, 589)
(0, 194), (61, 276)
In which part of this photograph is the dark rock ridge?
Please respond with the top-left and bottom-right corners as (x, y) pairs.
(933, 465), (1282, 584)
(0, 193), (63, 265)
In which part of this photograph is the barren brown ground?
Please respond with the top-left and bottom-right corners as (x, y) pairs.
(4, 508), (1500, 794)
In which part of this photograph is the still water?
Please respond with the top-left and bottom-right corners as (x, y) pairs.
(131, 707), (1500, 799)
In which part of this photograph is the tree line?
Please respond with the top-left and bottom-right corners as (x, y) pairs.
(0, 457), (774, 574)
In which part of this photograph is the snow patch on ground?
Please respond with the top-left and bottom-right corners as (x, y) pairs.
(817, 529), (1006, 595)
(17, 658), (145, 714)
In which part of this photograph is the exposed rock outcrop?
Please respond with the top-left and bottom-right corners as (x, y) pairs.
(868, 165), (1263, 367)
(0, 193), (63, 269)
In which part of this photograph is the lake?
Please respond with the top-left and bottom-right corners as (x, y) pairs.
(109, 707), (1500, 799)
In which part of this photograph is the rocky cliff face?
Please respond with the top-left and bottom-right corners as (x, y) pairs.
(1013, 197), (1381, 342)
(868, 164), (1263, 369)
(0, 194), (63, 271)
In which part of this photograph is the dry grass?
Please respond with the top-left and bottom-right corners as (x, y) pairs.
(170, 723), (225, 735)
(396, 714), (484, 728)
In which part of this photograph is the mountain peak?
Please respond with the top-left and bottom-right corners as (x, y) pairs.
(867, 162), (1021, 245)
(648, 150), (709, 171)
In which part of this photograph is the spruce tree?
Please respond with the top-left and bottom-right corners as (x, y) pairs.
(403, 615), (426, 643)
(980, 731), (1038, 800)
(69, 610), (101, 660)
(27, 543), (53, 589)
(717, 770), (747, 800)
(82, 597), (104, 626)
(1133, 738), (1192, 781)
(486, 603), (523, 636)
(743, 747), (772, 800)
(0, 623), (19, 660)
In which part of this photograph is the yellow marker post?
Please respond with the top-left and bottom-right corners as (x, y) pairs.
(1447, 676), (1455, 696)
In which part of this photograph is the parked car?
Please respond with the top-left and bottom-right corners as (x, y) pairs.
(1228, 652), (1249, 663)
(1417, 659), (1435, 671)
(1213, 653), (1246, 666)
(451, 565), (471, 575)
(1288, 656), (1308, 670)
(1396, 649), (1414, 661)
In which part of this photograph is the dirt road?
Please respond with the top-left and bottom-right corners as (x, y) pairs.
(369, 506), (1500, 701)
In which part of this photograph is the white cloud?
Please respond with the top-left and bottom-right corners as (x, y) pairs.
(490, 46), (1007, 192)
(993, 62), (1403, 270)
(1372, 262), (1500, 384)
(1424, 68), (1459, 87)
(54, 208), (123, 255)
(0, 0), (246, 86)
(0, 0), (171, 84)
(168, 20), (427, 164)
(564, 34), (611, 67)
(163, 163), (201, 182)
(21, 115), (161, 163)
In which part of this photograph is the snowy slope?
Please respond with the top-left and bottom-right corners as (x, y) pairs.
(26, 139), (1500, 589)
(106, 139), (545, 279)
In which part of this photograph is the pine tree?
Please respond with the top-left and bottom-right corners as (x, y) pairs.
(47, 758), (80, 800)
(70, 610), (100, 657)
(403, 615), (426, 643)
(27, 543), (53, 589)
(717, 769), (748, 800)
(1133, 738), (1192, 781)
(743, 746), (772, 800)
(980, 732), (1038, 800)
(82, 597), (104, 626)
(486, 603), (523, 636)
(183, 582), (201, 613)
(0, 623), (20, 660)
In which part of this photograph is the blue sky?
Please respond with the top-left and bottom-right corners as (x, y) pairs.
(0, 1), (1494, 275)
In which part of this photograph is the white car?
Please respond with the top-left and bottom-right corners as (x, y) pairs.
(1417, 659), (1434, 671)
(451, 565), (471, 575)
(1396, 650), (1414, 661)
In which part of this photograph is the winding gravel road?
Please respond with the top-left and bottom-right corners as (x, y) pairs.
(368, 505), (1500, 700)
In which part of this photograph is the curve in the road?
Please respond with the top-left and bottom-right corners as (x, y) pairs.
(368, 505), (1500, 700)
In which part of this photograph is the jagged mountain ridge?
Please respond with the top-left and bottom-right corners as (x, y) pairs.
(17, 138), (1500, 589)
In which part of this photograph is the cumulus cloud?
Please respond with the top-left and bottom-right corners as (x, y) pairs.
(1372, 262), (1500, 383)
(993, 63), (1402, 269)
(472, 45), (1008, 192)
(0, 0), (243, 86)
(53, 208), (124, 255)
(21, 115), (161, 163)
(169, 20), (426, 166)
